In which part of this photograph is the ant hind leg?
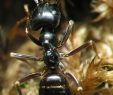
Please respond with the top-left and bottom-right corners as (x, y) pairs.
(14, 72), (41, 95)
(65, 71), (83, 95)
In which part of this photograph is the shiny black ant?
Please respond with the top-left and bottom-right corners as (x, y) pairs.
(10, 0), (100, 95)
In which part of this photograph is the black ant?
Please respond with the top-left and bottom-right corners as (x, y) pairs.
(10, 0), (100, 95)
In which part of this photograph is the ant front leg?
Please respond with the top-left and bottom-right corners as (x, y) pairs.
(15, 72), (41, 95)
(65, 71), (83, 95)
(25, 28), (42, 46)
(58, 20), (74, 48)
(62, 40), (100, 58)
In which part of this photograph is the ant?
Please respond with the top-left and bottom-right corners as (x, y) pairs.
(10, 0), (100, 95)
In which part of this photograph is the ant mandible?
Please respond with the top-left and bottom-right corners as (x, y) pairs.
(10, 0), (100, 95)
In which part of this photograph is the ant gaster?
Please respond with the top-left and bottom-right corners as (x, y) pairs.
(10, 0), (100, 95)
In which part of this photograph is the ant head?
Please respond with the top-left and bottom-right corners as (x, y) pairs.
(29, 1), (61, 31)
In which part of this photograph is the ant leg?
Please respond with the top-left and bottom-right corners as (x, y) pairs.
(10, 52), (43, 61)
(25, 28), (42, 46)
(62, 40), (100, 58)
(10, 52), (43, 71)
(58, 20), (74, 48)
(65, 71), (83, 95)
(15, 72), (41, 95)
(59, 62), (66, 71)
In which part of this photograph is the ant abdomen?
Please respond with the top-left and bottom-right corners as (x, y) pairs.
(39, 71), (72, 95)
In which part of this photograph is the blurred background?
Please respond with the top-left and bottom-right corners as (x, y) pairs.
(0, 0), (113, 95)
(0, 0), (40, 95)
